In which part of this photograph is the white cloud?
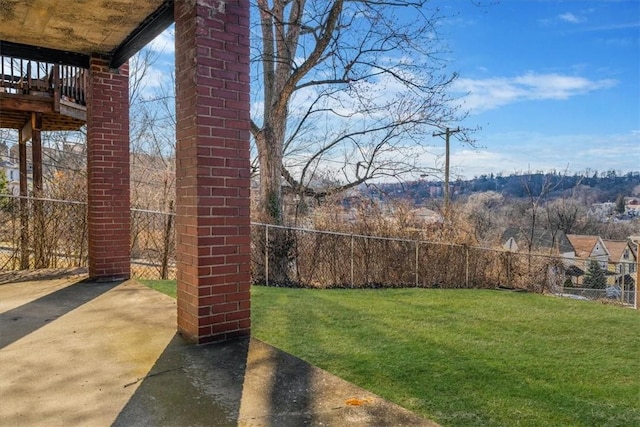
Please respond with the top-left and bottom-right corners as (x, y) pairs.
(435, 131), (640, 179)
(558, 12), (585, 24)
(449, 149), (514, 178)
(452, 72), (617, 113)
(147, 27), (175, 54)
(251, 100), (265, 121)
(129, 62), (172, 98)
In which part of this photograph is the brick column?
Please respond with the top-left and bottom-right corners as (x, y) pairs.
(174, 0), (251, 343)
(86, 55), (131, 280)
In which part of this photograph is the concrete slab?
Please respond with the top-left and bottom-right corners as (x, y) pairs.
(0, 277), (438, 426)
(1, 278), (177, 426)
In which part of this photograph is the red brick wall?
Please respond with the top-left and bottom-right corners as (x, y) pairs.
(86, 55), (131, 280)
(174, 0), (251, 343)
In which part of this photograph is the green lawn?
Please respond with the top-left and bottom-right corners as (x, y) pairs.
(139, 279), (177, 298)
(141, 280), (640, 426)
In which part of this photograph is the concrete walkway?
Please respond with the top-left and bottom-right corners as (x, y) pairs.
(0, 276), (438, 426)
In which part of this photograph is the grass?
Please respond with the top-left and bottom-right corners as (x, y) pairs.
(140, 280), (640, 426)
(138, 279), (177, 298)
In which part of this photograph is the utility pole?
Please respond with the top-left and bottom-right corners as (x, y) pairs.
(433, 127), (460, 218)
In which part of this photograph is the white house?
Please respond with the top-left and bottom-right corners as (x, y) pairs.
(565, 234), (609, 268)
(0, 160), (18, 182)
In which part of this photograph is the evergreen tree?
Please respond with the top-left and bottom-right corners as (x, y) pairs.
(615, 194), (625, 214)
(583, 260), (607, 289)
(0, 170), (11, 212)
(0, 170), (7, 193)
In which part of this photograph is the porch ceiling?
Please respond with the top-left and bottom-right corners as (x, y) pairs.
(0, 0), (173, 67)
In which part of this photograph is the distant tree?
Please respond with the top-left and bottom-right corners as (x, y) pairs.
(252, 0), (473, 226)
(520, 171), (564, 253)
(583, 260), (607, 289)
(615, 194), (625, 215)
(465, 191), (504, 243)
(542, 175), (588, 236)
(0, 170), (8, 193)
(592, 220), (639, 241)
(0, 170), (12, 212)
(544, 198), (583, 235)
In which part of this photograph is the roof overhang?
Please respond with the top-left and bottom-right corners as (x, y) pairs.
(0, 0), (174, 68)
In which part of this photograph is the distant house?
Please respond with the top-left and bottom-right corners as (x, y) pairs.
(564, 234), (612, 286)
(566, 234), (609, 266)
(629, 236), (640, 254)
(588, 202), (615, 221)
(602, 239), (637, 287)
(410, 207), (442, 224)
(625, 198), (640, 217)
(0, 160), (20, 196)
(501, 228), (573, 256)
(0, 160), (19, 183)
(503, 231), (637, 290)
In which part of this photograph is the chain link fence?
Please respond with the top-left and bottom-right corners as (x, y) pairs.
(557, 261), (637, 306)
(557, 286), (636, 305)
(131, 207), (175, 280)
(0, 196), (636, 307)
(0, 195), (174, 278)
(250, 223), (567, 292)
(0, 195), (88, 270)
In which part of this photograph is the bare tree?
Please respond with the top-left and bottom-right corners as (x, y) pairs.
(465, 191), (505, 244)
(129, 47), (176, 212)
(128, 48), (177, 278)
(518, 171), (566, 253)
(251, 0), (470, 224)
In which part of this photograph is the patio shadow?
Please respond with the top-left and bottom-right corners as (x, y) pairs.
(0, 279), (121, 350)
(113, 334), (250, 427)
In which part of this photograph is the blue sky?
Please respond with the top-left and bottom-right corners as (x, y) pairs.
(436, 0), (639, 178)
(145, 1), (639, 180)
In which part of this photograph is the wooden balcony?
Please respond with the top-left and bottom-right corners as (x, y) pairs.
(1, 55), (87, 131)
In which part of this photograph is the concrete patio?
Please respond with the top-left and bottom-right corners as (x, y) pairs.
(0, 275), (437, 426)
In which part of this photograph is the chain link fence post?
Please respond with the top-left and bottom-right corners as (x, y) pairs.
(635, 256), (639, 310)
(415, 241), (419, 287)
(465, 245), (470, 288)
(350, 234), (354, 287)
(265, 223), (269, 286)
(507, 251), (512, 287)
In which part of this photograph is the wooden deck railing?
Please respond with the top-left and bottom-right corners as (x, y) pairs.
(0, 55), (87, 106)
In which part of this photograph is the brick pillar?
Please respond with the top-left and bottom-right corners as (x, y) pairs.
(86, 55), (131, 280)
(174, 0), (251, 343)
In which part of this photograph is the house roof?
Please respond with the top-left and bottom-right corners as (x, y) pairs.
(0, 160), (16, 168)
(565, 265), (585, 276)
(602, 240), (636, 263)
(410, 207), (442, 223)
(501, 228), (574, 254)
(566, 234), (607, 258)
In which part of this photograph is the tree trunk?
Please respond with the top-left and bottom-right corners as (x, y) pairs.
(257, 128), (283, 224)
(255, 125), (292, 285)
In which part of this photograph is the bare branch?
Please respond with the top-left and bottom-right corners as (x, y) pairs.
(251, 0), (475, 224)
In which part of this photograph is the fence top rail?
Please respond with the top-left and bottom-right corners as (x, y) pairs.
(252, 221), (459, 246)
(4, 194), (86, 205)
(131, 207), (174, 215)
